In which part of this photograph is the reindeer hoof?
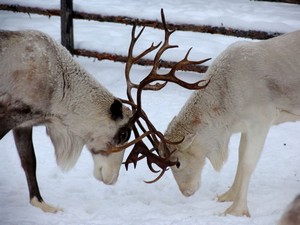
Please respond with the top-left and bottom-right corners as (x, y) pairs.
(30, 197), (63, 213)
(217, 190), (236, 202)
(223, 204), (251, 217)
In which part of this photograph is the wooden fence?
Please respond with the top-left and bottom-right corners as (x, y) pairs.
(0, 1), (287, 72)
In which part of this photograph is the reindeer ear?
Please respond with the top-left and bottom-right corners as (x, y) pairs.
(110, 99), (123, 120)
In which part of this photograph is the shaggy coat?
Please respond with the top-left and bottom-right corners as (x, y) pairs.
(162, 30), (300, 217)
(0, 30), (131, 212)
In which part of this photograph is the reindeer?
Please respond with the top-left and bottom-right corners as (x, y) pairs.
(160, 30), (300, 217)
(0, 30), (132, 212)
(279, 194), (300, 225)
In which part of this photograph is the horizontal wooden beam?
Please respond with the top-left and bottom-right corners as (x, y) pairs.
(0, 4), (282, 40)
(74, 49), (209, 73)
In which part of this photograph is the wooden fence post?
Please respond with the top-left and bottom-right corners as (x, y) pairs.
(61, 0), (74, 54)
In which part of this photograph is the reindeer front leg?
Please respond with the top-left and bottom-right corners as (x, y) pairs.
(13, 127), (62, 213)
(218, 121), (271, 217)
(218, 132), (247, 203)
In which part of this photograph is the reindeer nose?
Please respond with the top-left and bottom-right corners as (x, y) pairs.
(102, 176), (117, 185)
(94, 167), (118, 185)
(179, 181), (199, 197)
(93, 167), (103, 181)
(182, 189), (196, 197)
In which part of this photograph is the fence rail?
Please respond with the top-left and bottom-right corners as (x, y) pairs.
(0, 3), (284, 73)
(74, 49), (208, 73)
(0, 4), (282, 40)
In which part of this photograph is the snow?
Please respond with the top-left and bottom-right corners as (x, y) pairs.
(0, 1), (299, 225)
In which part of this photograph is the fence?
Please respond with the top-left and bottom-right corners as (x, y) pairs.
(0, 1), (287, 72)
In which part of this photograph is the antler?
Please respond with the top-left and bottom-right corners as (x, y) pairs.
(93, 9), (210, 183)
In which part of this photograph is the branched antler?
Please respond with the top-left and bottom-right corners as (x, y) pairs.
(93, 9), (210, 183)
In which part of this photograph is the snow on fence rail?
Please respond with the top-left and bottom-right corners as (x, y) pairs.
(0, 2), (283, 73)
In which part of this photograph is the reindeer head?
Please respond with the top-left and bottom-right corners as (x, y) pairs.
(87, 98), (132, 185)
(92, 9), (210, 183)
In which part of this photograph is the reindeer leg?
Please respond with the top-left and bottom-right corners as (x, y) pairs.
(218, 132), (248, 202)
(218, 121), (271, 217)
(13, 127), (62, 213)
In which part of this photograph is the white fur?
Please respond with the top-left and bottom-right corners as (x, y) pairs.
(163, 30), (300, 216)
(0, 30), (131, 183)
(92, 151), (125, 185)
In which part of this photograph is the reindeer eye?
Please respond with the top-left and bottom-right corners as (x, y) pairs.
(114, 127), (131, 145)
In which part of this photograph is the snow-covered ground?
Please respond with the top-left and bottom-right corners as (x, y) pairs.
(0, 0), (300, 225)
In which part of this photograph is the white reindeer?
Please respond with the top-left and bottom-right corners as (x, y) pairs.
(161, 30), (300, 217)
(0, 30), (132, 212)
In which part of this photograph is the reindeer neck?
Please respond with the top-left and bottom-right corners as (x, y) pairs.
(47, 48), (115, 139)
